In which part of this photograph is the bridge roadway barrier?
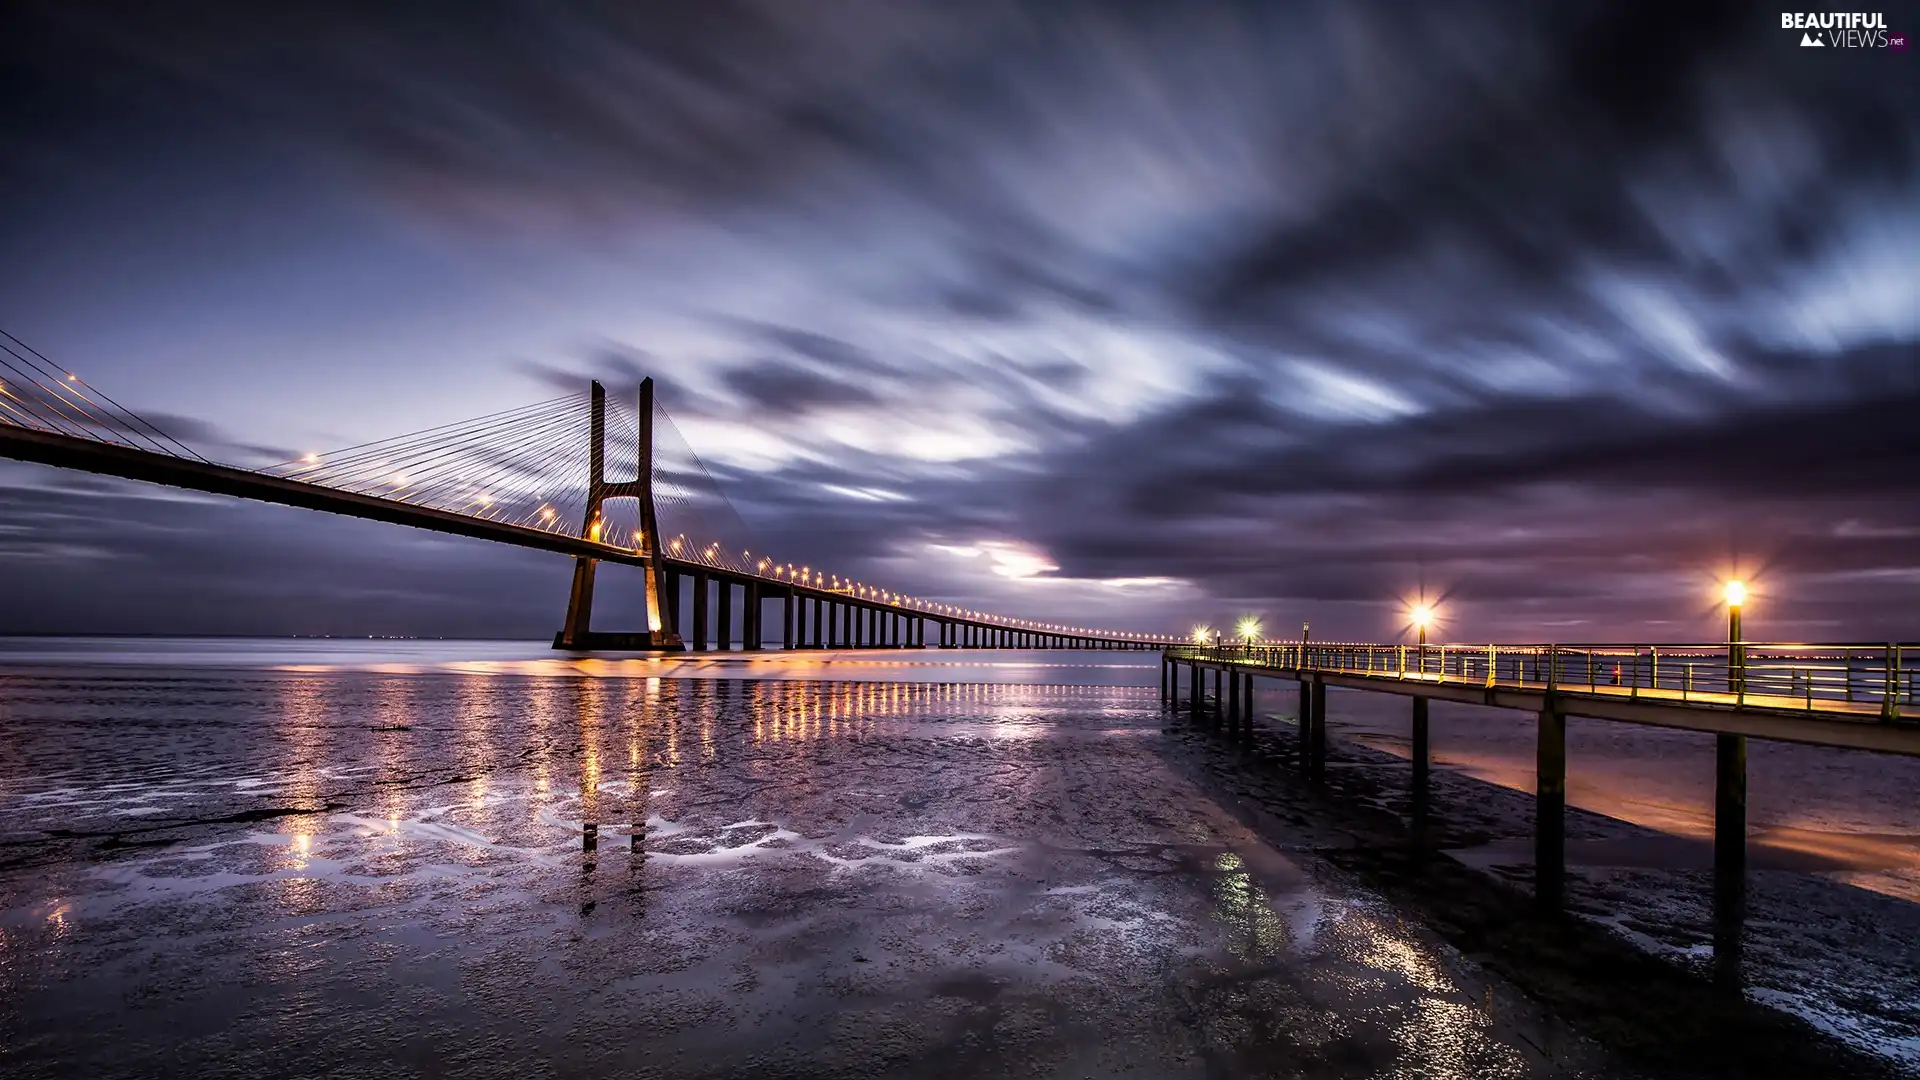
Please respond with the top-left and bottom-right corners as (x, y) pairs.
(1161, 640), (1917, 988)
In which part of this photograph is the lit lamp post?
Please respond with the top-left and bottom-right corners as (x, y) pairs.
(1192, 626), (1212, 650)
(1237, 617), (1261, 653)
(1409, 603), (1435, 676)
(1724, 580), (1745, 696)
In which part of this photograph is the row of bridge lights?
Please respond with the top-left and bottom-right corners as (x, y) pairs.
(649, 532), (1173, 642)
(1190, 604), (1441, 648)
(1192, 583), (1753, 648)
(208, 449), (1778, 647)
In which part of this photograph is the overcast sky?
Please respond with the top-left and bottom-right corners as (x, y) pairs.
(2, 1), (1916, 642)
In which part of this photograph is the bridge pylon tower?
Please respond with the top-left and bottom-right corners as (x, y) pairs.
(553, 378), (685, 651)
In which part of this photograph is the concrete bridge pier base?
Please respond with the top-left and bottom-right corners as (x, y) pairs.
(1535, 708), (1566, 908)
(690, 572), (710, 650)
(716, 581), (733, 651)
(558, 556), (597, 649)
(745, 583), (762, 650)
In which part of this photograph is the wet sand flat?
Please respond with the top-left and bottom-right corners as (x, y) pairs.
(0, 673), (1593, 1079)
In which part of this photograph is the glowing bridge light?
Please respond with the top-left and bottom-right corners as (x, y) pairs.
(1724, 579), (1746, 608)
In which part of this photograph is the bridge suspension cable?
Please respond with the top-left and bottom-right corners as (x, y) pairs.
(0, 328), (209, 462)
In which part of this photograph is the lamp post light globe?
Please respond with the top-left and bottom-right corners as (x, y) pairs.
(1724, 580), (1746, 694)
(1410, 603), (1435, 649)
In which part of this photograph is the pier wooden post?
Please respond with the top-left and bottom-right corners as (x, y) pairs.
(1714, 732), (1747, 988)
(1297, 679), (1312, 766)
(1411, 696), (1431, 825)
(1535, 708), (1566, 907)
(1240, 672), (1254, 736)
(1309, 680), (1327, 771)
(1226, 666), (1239, 728)
(1189, 663), (1201, 718)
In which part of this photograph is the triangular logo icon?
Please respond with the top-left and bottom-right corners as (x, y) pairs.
(1800, 31), (1824, 46)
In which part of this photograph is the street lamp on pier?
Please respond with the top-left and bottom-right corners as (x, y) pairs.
(1724, 580), (1745, 694)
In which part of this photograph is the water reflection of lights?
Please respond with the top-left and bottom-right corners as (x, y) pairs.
(1211, 851), (1292, 962)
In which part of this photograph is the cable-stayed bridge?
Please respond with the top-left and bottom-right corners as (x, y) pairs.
(0, 332), (1169, 651)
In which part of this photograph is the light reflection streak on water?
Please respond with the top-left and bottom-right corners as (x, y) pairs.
(1210, 851), (1292, 963)
(455, 674), (493, 809)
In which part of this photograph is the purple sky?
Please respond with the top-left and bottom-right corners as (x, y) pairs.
(2, 1), (1917, 643)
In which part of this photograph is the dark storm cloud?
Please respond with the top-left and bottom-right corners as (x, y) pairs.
(1, 0), (1915, 638)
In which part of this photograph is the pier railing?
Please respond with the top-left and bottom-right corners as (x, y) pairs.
(1165, 641), (1916, 720)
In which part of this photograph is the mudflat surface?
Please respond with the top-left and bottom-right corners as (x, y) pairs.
(2, 672), (1607, 1079)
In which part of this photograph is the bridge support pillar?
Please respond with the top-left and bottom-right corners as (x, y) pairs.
(1714, 733), (1747, 988)
(783, 593), (795, 650)
(1535, 708), (1566, 908)
(744, 582), (762, 650)
(558, 556), (598, 650)
(811, 598), (824, 648)
(690, 572), (710, 651)
(663, 570), (681, 639)
(717, 580), (733, 650)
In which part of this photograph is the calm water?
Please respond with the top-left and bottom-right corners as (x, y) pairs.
(0, 639), (1914, 1076)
